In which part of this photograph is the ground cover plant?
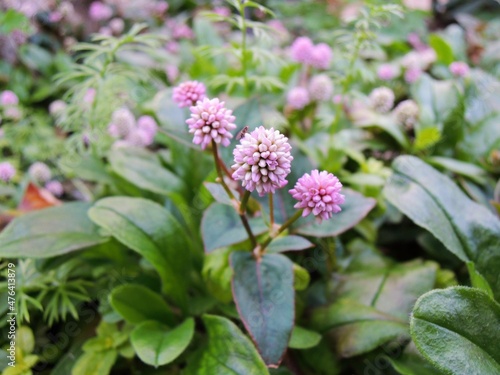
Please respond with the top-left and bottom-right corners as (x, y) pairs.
(0, 0), (500, 374)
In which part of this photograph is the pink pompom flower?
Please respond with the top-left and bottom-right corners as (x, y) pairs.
(290, 37), (315, 64)
(45, 180), (64, 196)
(0, 90), (19, 106)
(287, 87), (310, 110)
(186, 98), (236, 150)
(0, 162), (16, 182)
(378, 64), (397, 81)
(173, 81), (206, 108)
(405, 66), (422, 83)
(232, 126), (293, 196)
(309, 43), (332, 70)
(449, 61), (470, 77)
(289, 170), (345, 221)
(89, 2), (113, 21)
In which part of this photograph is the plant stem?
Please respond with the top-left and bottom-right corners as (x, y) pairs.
(211, 140), (235, 201)
(239, 1), (250, 97)
(260, 209), (304, 252)
(269, 193), (274, 227)
(240, 190), (251, 214)
(238, 190), (257, 248)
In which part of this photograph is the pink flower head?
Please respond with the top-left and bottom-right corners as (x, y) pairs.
(308, 74), (333, 101)
(28, 162), (51, 183)
(84, 88), (96, 104)
(126, 128), (154, 147)
(186, 98), (236, 150)
(45, 180), (64, 196)
(166, 41), (179, 53)
(378, 64), (397, 81)
(0, 90), (19, 106)
(232, 126), (293, 196)
(310, 43), (332, 70)
(172, 23), (194, 39)
(89, 2), (113, 21)
(213, 6), (231, 17)
(49, 100), (67, 116)
(0, 162), (16, 182)
(109, 18), (125, 34)
(290, 37), (314, 64)
(449, 61), (470, 77)
(166, 64), (179, 83)
(407, 32), (427, 52)
(287, 87), (310, 110)
(173, 81), (206, 108)
(405, 66), (422, 83)
(137, 115), (158, 141)
(153, 1), (168, 15)
(289, 170), (345, 220)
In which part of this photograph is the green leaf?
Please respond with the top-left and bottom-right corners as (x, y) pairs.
(202, 247), (233, 303)
(414, 127), (441, 151)
(389, 343), (444, 375)
(466, 262), (494, 299)
(109, 284), (177, 326)
(0, 203), (108, 258)
(267, 235), (314, 253)
(384, 156), (500, 300)
(426, 156), (488, 185)
(185, 315), (269, 375)
(294, 189), (376, 237)
(429, 34), (455, 65)
(131, 318), (194, 367)
(411, 287), (500, 375)
(71, 350), (117, 375)
(17, 326), (35, 354)
(109, 147), (184, 197)
(88, 197), (190, 307)
(201, 203), (268, 253)
(288, 326), (321, 349)
(0, 9), (30, 34)
(231, 252), (294, 367)
(311, 260), (438, 357)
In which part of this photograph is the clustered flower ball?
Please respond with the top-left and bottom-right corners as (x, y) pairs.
(108, 108), (158, 148)
(290, 37), (332, 70)
(0, 90), (19, 106)
(394, 99), (419, 130)
(308, 74), (334, 102)
(0, 162), (16, 183)
(377, 64), (397, 81)
(28, 162), (52, 183)
(232, 126), (293, 196)
(369, 87), (395, 113)
(289, 170), (345, 220)
(186, 98), (236, 150)
(45, 180), (64, 197)
(287, 87), (310, 110)
(173, 81), (206, 108)
(449, 61), (470, 77)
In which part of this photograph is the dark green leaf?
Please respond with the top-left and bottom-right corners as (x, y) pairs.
(411, 287), (500, 375)
(88, 197), (190, 308)
(231, 252), (294, 367)
(109, 148), (184, 197)
(466, 262), (494, 299)
(201, 203), (268, 253)
(109, 284), (176, 326)
(384, 156), (500, 299)
(294, 189), (376, 238)
(0, 203), (108, 258)
(267, 235), (314, 253)
(131, 318), (194, 367)
(288, 326), (321, 349)
(184, 315), (269, 375)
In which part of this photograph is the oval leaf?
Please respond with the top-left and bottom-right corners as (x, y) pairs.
(384, 156), (500, 299)
(267, 235), (314, 253)
(88, 197), (190, 308)
(109, 284), (177, 326)
(411, 287), (500, 375)
(131, 318), (194, 367)
(288, 326), (321, 350)
(109, 147), (184, 196)
(294, 189), (376, 238)
(0, 202), (107, 258)
(201, 203), (268, 253)
(185, 315), (269, 375)
(231, 252), (294, 367)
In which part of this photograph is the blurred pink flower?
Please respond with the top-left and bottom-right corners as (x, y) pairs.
(289, 170), (345, 220)
(369, 86), (395, 113)
(166, 64), (179, 83)
(126, 128), (154, 147)
(109, 18), (125, 34)
(287, 87), (310, 110)
(84, 88), (96, 104)
(49, 100), (67, 116)
(377, 64), (397, 81)
(45, 180), (64, 196)
(213, 6), (231, 17)
(0, 90), (19, 106)
(232, 126), (293, 196)
(449, 61), (470, 77)
(28, 162), (52, 183)
(405, 66), (422, 83)
(173, 81), (206, 108)
(290, 37), (315, 64)
(310, 43), (332, 70)
(89, 2), (113, 21)
(137, 115), (158, 141)
(186, 98), (236, 150)
(308, 74), (333, 101)
(172, 23), (194, 39)
(0, 162), (16, 183)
